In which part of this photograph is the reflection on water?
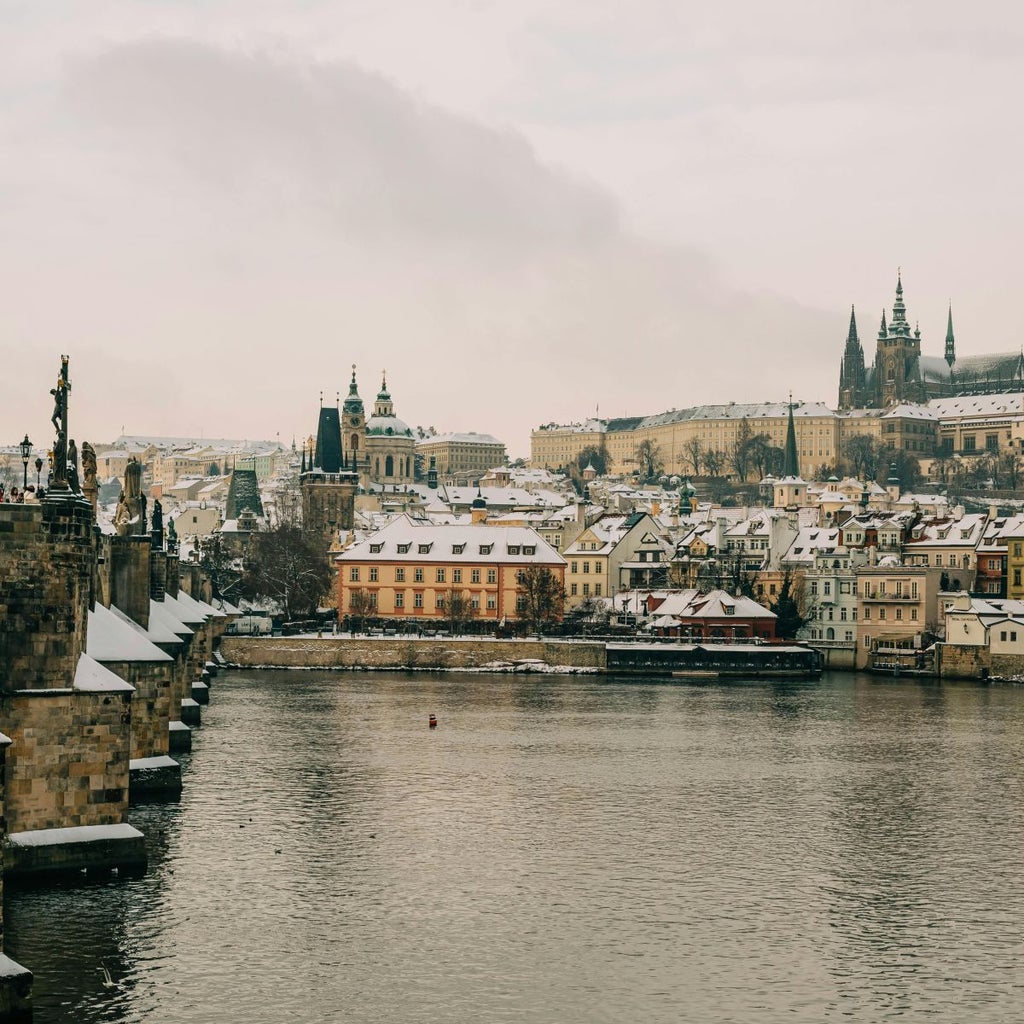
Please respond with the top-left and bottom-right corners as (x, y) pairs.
(7, 671), (1024, 1023)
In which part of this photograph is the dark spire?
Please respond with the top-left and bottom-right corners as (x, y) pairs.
(846, 305), (858, 346)
(301, 445), (307, 473)
(342, 365), (364, 415)
(891, 269), (909, 332)
(783, 396), (800, 478)
(945, 304), (956, 367)
(878, 308), (887, 339)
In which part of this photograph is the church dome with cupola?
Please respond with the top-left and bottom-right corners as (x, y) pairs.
(362, 371), (415, 486)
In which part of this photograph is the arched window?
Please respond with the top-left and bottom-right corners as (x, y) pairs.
(351, 433), (359, 451)
(826, 627), (835, 640)
(385, 455), (394, 477)
(375, 458), (380, 476)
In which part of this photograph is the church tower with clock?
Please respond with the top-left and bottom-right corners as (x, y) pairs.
(341, 365), (367, 473)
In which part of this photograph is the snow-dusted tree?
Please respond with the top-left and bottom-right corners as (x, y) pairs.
(515, 566), (565, 633)
(241, 524), (331, 621)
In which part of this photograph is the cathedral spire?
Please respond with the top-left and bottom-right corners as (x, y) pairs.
(891, 269), (908, 329)
(945, 304), (956, 367)
(846, 305), (859, 346)
(878, 308), (887, 339)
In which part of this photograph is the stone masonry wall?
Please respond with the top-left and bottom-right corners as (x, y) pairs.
(1, 690), (131, 833)
(937, 643), (990, 680)
(0, 500), (94, 690)
(100, 661), (173, 759)
(221, 636), (607, 671)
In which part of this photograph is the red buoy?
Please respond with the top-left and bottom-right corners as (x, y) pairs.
(429, 714), (438, 728)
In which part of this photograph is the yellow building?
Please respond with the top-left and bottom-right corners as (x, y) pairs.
(335, 516), (566, 624)
(417, 432), (506, 485)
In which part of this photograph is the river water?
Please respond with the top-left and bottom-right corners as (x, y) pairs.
(7, 670), (1024, 1023)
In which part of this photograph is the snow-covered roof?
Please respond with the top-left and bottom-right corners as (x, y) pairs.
(335, 514), (566, 565)
(418, 432), (503, 445)
(929, 394), (1024, 419)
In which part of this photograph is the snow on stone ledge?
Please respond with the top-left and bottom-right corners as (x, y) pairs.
(8, 823), (144, 847)
(88, 604), (173, 663)
(73, 653), (135, 693)
(130, 755), (179, 771)
(0, 954), (31, 979)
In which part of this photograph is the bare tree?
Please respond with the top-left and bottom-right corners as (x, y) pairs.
(842, 433), (881, 480)
(516, 566), (565, 633)
(347, 587), (376, 633)
(682, 438), (704, 476)
(241, 524), (331, 621)
(635, 439), (663, 481)
(445, 587), (477, 635)
(703, 448), (725, 477)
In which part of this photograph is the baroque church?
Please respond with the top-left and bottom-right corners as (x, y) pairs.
(299, 368), (418, 548)
(837, 273), (1024, 410)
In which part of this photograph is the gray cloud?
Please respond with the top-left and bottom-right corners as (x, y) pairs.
(4, 37), (834, 453)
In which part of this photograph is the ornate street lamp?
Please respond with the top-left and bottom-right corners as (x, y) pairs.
(19, 434), (31, 490)
(34, 457), (43, 489)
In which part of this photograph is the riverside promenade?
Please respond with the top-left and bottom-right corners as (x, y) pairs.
(219, 634), (823, 676)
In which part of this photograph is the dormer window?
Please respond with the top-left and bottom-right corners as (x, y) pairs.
(479, 544), (493, 555)
(452, 543), (465, 555)
(724, 605), (735, 615)
(397, 543), (411, 554)
(523, 546), (535, 555)
(507, 545), (521, 555)
(369, 543), (383, 553)
(418, 543), (433, 554)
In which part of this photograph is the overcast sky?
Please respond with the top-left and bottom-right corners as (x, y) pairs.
(4, 2), (1022, 457)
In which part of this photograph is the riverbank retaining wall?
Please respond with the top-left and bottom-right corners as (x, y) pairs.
(220, 636), (607, 671)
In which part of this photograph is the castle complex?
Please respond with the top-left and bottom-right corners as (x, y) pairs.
(837, 272), (1024, 410)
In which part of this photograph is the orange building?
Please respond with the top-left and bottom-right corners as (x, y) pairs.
(335, 515), (566, 624)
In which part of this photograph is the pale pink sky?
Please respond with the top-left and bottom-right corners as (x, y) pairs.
(3, 2), (1022, 457)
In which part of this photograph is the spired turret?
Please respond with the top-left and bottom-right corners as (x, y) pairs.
(945, 305), (956, 368)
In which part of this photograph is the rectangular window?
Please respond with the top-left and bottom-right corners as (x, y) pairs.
(436, 596), (445, 609)
(487, 569), (496, 584)
(582, 583), (590, 596)
(595, 584), (602, 596)
(864, 637), (871, 648)
(879, 608), (886, 620)
(963, 435), (977, 452)
(436, 568), (446, 584)
(369, 567), (378, 582)
(414, 592), (424, 608)
(823, 582), (831, 595)
(911, 609), (918, 620)
(350, 567), (360, 581)
(1001, 631), (1007, 642)
(453, 569), (462, 583)
(471, 569), (481, 584)
(583, 562), (590, 574)
(896, 608), (902, 620)
(570, 583), (578, 596)
(395, 592), (405, 608)
(487, 597), (496, 610)
(395, 567), (405, 582)
(414, 568), (424, 583)
(369, 590), (377, 607)
(864, 608), (871, 620)
(516, 596), (527, 611)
